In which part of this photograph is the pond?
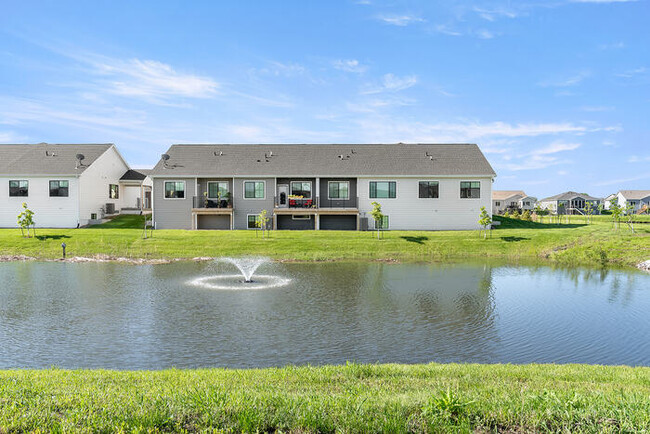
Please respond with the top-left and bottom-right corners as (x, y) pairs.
(1, 260), (649, 369)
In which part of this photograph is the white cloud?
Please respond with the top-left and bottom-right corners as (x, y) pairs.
(254, 61), (306, 77)
(531, 142), (581, 155)
(473, 7), (519, 21)
(332, 59), (367, 74)
(616, 66), (647, 78)
(580, 105), (614, 112)
(627, 155), (650, 163)
(93, 58), (219, 100)
(538, 71), (590, 87)
(594, 173), (650, 187)
(598, 41), (625, 50)
(433, 24), (463, 36)
(476, 29), (496, 39)
(376, 14), (425, 26)
(361, 73), (418, 94)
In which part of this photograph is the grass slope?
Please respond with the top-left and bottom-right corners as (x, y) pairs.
(1, 363), (649, 432)
(1, 214), (649, 268)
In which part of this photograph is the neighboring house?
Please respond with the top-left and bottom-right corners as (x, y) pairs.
(615, 190), (650, 214)
(119, 169), (153, 214)
(538, 191), (601, 215)
(0, 143), (141, 228)
(603, 193), (617, 210)
(149, 143), (496, 231)
(492, 190), (537, 214)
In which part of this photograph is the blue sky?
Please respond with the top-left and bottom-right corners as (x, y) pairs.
(0, 0), (648, 198)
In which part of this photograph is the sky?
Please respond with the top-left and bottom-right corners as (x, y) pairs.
(0, 0), (648, 198)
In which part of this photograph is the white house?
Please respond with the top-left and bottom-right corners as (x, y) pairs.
(149, 143), (496, 231)
(492, 190), (537, 214)
(615, 190), (650, 214)
(603, 193), (617, 210)
(0, 143), (143, 228)
(538, 191), (601, 215)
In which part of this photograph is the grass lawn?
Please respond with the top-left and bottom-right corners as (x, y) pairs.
(1, 214), (649, 267)
(1, 363), (649, 432)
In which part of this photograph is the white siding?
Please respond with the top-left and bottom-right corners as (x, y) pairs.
(121, 185), (142, 208)
(0, 176), (79, 228)
(358, 177), (492, 230)
(78, 146), (130, 225)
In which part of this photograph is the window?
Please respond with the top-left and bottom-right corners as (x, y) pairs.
(460, 181), (480, 199)
(9, 180), (28, 197)
(247, 214), (259, 229)
(290, 181), (311, 199)
(109, 184), (119, 199)
(524, 201), (530, 206)
(328, 181), (349, 200)
(244, 181), (265, 199)
(49, 180), (69, 197)
(369, 181), (396, 199)
(207, 181), (229, 198)
(375, 215), (389, 230)
(292, 215), (311, 220)
(495, 201), (501, 206)
(164, 181), (185, 199)
(418, 181), (439, 198)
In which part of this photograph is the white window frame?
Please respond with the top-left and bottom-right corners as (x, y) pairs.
(327, 181), (350, 200)
(247, 214), (260, 229)
(163, 180), (186, 200)
(207, 181), (229, 199)
(290, 180), (312, 199)
(49, 180), (70, 198)
(243, 180), (266, 200)
(368, 180), (397, 199)
(292, 214), (311, 220)
(418, 180), (439, 199)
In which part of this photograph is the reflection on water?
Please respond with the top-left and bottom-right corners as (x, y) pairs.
(0, 261), (649, 369)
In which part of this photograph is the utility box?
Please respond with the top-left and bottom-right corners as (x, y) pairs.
(105, 203), (115, 214)
(359, 217), (368, 231)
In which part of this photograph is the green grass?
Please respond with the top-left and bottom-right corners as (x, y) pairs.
(1, 363), (649, 432)
(1, 214), (649, 268)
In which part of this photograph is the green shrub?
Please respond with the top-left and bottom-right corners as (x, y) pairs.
(522, 210), (532, 221)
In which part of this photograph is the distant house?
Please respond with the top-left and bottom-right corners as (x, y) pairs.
(149, 143), (496, 231)
(492, 190), (537, 214)
(615, 190), (650, 214)
(119, 169), (153, 214)
(0, 143), (145, 228)
(603, 193), (617, 210)
(538, 191), (601, 215)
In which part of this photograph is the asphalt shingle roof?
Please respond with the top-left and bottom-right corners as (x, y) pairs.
(150, 143), (496, 177)
(120, 169), (151, 181)
(540, 191), (601, 202)
(0, 143), (113, 175)
(619, 190), (650, 200)
(492, 190), (526, 201)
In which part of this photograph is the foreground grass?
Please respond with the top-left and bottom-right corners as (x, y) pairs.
(1, 363), (649, 432)
(1, 214), (649, 268)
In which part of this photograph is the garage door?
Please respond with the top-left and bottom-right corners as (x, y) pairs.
(319, 215), (357, 230)
(197, 215), (231, 229)
(277, 215), (315, 230)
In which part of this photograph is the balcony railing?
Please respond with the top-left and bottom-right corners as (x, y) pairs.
(274, 196), (358, 209)
(192, 196), (233, 209)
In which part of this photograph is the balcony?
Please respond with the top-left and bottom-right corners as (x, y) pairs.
(273, 196), (359, 215)
(192, 196), (232, 209)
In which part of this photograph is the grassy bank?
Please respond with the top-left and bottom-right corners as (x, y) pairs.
(1, 214), (649, 268)
(1, 363), (649, 432)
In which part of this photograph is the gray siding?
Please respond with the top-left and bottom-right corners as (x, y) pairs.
(319, 178), (357, 208)
(277, 215), (315, 230)
(232, 177), (275, 230)
(153, 177), (195, 229)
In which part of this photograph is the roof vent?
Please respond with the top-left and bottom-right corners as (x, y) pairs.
(213, 151), (223, 156)
(45, 150), (57, 157)
(161, 153), (171, 169)
(338, 154), (350, 160)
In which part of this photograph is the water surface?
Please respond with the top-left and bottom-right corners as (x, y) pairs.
(1, 261), (649, 369)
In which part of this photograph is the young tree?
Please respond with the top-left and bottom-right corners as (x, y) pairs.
(610, 199), (623, 230)
(584, 201), (595, 224)
(522, 210), (532, 222)
(625, 203), (636, 233)
(17, 202), (35, 238)
(257, 209), (269, 239)
(370, 201), (384, 240)
(478, 206), (492, 239)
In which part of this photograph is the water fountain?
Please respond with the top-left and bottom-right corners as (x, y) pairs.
(188, 256), (291, 290)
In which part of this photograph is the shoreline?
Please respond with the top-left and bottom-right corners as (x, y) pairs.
(1, 252), (649, 272)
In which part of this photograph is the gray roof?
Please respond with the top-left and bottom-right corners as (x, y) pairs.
(0, 143), (113, 175)
(540, 191), (601, 202)
(120, 169), (151, 181)
(150, 143), (496, 177)
(619, 190), (650, 200)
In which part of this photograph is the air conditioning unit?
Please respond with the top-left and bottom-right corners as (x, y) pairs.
(105, 203), (115, 214)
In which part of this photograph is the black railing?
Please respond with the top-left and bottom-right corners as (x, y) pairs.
(193, 196), (232, 209)
(274, 196), (359, 209)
